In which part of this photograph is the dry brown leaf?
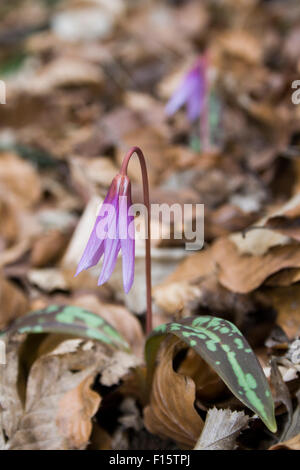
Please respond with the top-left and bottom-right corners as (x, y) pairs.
(270, 434), (300, 450)
(265, 268), (300, 287)
(153, 249), (215, 314)
(0, 152), (41, 208)
(56, 375), (101, 449)
(116, 127), (179, 186)
(177, 348), (225, 403)
(218, 30), (263, 64)
(1, 334), (139, 450)
(269, 286), (300, 339)
(31, 229), (69, 268)
(144, 337), (204, 449)
(213, 237), (300, 294)
(0, 274), (29, 329)
(194, 408), (248, 450)
(20, 58), (104, 95)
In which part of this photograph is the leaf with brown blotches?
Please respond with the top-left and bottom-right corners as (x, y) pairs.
(144, 337), (204, 449)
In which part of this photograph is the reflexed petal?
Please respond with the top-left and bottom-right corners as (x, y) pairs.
(187, 85), (204, 121)
(120, 236), (135, 293)
(75, 182), (119, 277)
(166, 68), (199, 115)
(97, 238), (120, 286)
(165, 78), (191, 116)
(75, 218), (105, 276)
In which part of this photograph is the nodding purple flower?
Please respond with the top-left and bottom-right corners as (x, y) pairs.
(75, 174), (135, 294)
(166, 57), (207, 122)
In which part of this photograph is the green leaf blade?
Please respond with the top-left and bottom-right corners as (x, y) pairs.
(145, 316), (277, 433)
(2, 304), (130, 352)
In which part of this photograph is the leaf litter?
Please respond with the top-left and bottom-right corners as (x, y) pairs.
(1, 0), (300, 451)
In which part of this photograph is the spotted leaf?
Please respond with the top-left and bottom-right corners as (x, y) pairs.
(0, 304), (130, 351)
(145, 316), (276, 433)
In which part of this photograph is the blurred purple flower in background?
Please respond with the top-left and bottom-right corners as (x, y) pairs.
(75, 174), (135, 293)
(166, 56), (207, 122)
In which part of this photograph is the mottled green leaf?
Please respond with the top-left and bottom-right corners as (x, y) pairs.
(145, 316), (277, 433)
(0, 305), (130, 352)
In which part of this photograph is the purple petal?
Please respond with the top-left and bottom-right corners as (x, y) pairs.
(97, 238), (120, 286)
(75, 219), (105, 276)
(187, 86), (204, 121)
(75, 185), (118, 276)
(97, 200), (120, 286)
(165, 77), (192, 117)
(166, 64), (205, 121)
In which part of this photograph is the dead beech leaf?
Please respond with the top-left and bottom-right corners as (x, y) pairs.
(230, 228), (289, 257)
(218, 30), (263, 64)
(270, 434), (300, 450)
(144, 337), (204, 449)
(213, 237), (300, 294)
(177, 348), (225, 403)
(0, 274), (29, 329)
(269, 286), (300, 339)
(0, 153), (41, 208)
(31, 229), (69, 268)
(116, 127), (178, 186)
(56, 375), (101, 449)
(21, 58), (104, 95)
(153, 249), (215, 314)
(2, 334), (138, 450)
(265, 268), (300, 287)
(0, 198), (18, 245)
(194, 408), (248, 450)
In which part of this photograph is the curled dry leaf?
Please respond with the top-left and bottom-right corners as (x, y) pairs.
(269, 286), (300, 339)
(144, 337), (204, 449)
(19, 58), (104, 95)
(0, 152), (41, 208)
(263, 194), (300, 242)
(1, 332), (139, 450)
(0, 274), (29, 329)
(153, 249), (215, 314)
(56, 375), (101, 449)
(270, 434), (300, 451)
(212, 237), (300, 294)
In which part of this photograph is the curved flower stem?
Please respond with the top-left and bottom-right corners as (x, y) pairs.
(120, 146), (152, 335)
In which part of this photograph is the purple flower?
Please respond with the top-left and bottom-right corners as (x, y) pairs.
(166, 57), (206, 122)
(75, 174), (135, 293)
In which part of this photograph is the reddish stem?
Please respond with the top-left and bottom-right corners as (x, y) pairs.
(199, 54), (211, 153)
(120, 146), (152, 335)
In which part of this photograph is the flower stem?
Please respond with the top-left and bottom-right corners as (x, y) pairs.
(120, 146), (152, 335)
(199, 54), (211, 153)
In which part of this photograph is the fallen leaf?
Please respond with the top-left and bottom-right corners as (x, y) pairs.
(56, 375), (101, 449)
(144, 336), (204, 448)
(194, 408), (248, 450)
(213, 237), (300, 293)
